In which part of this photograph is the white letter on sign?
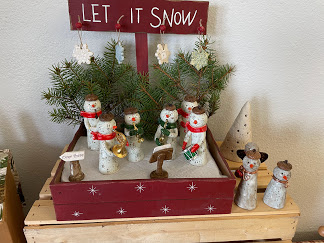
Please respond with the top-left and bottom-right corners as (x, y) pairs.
(135, 8), (143, 24)
(92, 4), (101, 22)
(182, 10), (197, 26)
(150, 7), (161, 28)
(102, 5), (110, 23)
(82, 4), (91, 22)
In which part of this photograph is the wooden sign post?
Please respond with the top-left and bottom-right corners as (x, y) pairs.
(68, 0), (209, 73)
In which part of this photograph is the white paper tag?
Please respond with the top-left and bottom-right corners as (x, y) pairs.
(59, 151), (85, 162)
(153, 144), (172, 153)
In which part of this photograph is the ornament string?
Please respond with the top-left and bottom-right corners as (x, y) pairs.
(160, 17), (166, 47)
(77, 15), (83, 48)
(116, 15), (124, 43)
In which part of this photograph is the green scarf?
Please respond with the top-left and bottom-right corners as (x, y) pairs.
(158, 118), (177, 129)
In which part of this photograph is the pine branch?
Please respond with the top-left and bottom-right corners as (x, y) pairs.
(178, 53), (200, 76)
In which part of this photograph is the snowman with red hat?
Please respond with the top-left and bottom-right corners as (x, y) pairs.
(177, 95), (198, 146)
(234, 142), (268, 210)
(80, 94), (102, 151)
(182, 106), (208, 166)
(123, 107), (144, 162)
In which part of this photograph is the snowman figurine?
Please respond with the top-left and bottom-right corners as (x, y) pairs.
(182, 106), (208, 166)
(80, 94), (102, 151)
(154, 104), (178, 159)
(92, 113), (119, 174)
(123, 107), (144, 162)
(178, 95), (198, 146)
(263, 160), (292, 209)
(234, 142), (268, 210)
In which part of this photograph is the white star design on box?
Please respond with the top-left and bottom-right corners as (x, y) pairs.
(117, 208), (127, 215)
(160, 205), (171, 214)
(72, 211), (83, 217)
(88, 185), (99, 196)
(72, 44), (93, 65)
(187, 182), (198, 192)
(205, 205), (216, 213)
(155, 44), (171, 65)
(190, 47), (209, 70)
(135, 183), (146, 193)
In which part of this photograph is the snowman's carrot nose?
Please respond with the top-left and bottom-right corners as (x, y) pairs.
(132, 117), (136, 121)
(194, 120), (197, 124)
(92, 104), (95, 107)
(113, 126), (117, 130)
(166, 114), (170, 118)
(250, 164), (254, 168)
(283, 175), (288, 180)
(188, 107), (192, 111)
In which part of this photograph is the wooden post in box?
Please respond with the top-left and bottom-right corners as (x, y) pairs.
(68, 0), (209, 73)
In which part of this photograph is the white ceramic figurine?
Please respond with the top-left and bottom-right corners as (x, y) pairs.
(123, 107), (144, 162)
(263, 160), (292, 209)
(178, 95), (198, 146)
(80, 94), (102, 151)
(154, 104), (178, 159)
(92, 113), (119, 175)
(182, 106), (208, 166)
(234, 142), (268, 210)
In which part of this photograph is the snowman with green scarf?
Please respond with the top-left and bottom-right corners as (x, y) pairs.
(123, 107), (144, 162)
(154, 104), (178, 159)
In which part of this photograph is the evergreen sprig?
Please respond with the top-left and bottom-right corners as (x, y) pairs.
(43, 37), (234, 138)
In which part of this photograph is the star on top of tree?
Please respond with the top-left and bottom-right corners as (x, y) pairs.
(155, 44), (171, 65)
(190, 47), (209, 70)
(73, 44), (94, 65)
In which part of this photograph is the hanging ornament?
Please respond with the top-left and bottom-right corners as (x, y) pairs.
(72, 16), (94, 65)
(190, 19), (209, 70)
(115, 15), (125, 64)
(155, 19), (171, 65)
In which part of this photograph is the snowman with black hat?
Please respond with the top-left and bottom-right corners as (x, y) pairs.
(234, 142), (268, 210)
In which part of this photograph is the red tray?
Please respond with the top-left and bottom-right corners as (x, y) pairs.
(50, 124), (235, 221)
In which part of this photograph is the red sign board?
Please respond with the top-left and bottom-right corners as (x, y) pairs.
(68, 0), (209, 34)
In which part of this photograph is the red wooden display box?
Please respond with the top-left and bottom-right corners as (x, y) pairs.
(50, 124), (236, 221)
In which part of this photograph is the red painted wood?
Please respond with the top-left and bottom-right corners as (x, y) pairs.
(135, 33), (149, 73)
(50, 124), (236, 221)
(55, 198), (233, 221)
(68, 0), (209, 34)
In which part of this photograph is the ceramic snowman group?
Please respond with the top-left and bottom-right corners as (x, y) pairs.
(235, 142), (292, 210)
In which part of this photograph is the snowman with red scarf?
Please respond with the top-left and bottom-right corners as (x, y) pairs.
(92, 113), (119, 174)
(182, 106), (208, 166)
(177, 95), (198, 146)
(80, 94), (102, 151)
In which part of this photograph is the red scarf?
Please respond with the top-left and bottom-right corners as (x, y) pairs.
(91, 131), (116, 140)
(80, 110), (102, 118)
(186, 122), (207, 133)
(177, 108), (189, 118)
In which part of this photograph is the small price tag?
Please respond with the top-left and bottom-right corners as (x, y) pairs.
(60, 151), (85, 162)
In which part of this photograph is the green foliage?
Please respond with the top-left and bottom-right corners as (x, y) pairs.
(42, 37), (234, 139)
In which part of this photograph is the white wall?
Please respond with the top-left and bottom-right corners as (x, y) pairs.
(1, 0), (323, 241)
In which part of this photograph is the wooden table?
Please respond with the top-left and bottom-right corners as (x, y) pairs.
(24, 144), (300, 243)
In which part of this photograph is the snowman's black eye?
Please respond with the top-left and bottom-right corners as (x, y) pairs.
(247, 162), (250, 164)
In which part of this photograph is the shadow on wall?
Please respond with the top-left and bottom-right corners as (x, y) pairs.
(252, 96), (324, 241)
(0, 109), (65, 214)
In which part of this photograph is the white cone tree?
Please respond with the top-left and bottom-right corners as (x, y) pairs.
(220, 101), (252, 162)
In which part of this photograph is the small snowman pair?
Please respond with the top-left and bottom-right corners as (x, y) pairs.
(263, 160), (292, 209)
(182, 106), (208, 166)
(178, 95), (198, 146)
(80, 94), (102, 151)
(154, 104), (178, 159)
(234, 142), (268, 210)
(123, 107), (144, 162)
(92, 113), (119, 175)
